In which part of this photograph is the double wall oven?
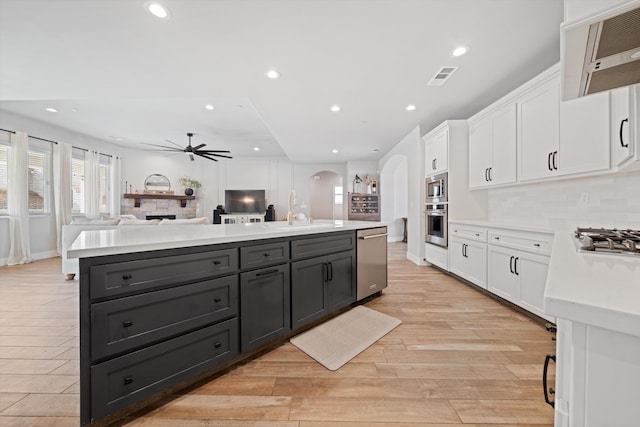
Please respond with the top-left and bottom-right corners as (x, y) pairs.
(425, 172), (448, 248)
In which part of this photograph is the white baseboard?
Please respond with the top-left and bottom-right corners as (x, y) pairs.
(32, 250), (60, 261)
(406, 251), (427, 266)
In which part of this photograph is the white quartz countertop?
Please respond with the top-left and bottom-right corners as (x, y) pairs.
(544, 228), (640, 337)
(67, 220), (387, 259)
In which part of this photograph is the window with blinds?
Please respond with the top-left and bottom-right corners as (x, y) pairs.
(0, 144), (8, 213)
(28, 150), (48, 214)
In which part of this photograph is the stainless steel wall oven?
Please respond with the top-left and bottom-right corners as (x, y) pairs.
(425, 203), (448, 248)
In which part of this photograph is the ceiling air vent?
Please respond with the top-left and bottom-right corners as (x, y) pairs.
(427, 66), (459, 86)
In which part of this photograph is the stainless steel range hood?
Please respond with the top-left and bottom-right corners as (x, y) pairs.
(561, 1), (640, 101)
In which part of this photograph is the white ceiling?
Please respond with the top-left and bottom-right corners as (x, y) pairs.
(0, 0), (564, 163)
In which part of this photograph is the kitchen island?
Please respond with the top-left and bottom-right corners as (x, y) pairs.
(543, 228), (640, 427)
(70, 220), (387, 426)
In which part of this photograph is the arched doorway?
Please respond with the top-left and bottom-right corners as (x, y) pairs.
(380, 155), (408, 241)
(309, 171), (343, 220)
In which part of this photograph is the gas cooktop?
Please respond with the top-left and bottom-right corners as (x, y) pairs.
(574, 227), (640, 256)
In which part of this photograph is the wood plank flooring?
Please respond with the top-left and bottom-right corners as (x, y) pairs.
(0, 243), (556, 426)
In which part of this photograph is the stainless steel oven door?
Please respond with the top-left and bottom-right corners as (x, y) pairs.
(426, 172), (448, 203)
(425, 204), (448, 248)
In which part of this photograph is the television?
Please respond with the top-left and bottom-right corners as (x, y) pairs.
(225, 189), (266, 214)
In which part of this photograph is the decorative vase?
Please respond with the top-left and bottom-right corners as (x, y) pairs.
(184, 188), (194, 196)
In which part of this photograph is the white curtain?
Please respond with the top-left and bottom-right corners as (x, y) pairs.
(53, 141), (72, 254)
(109, 156), (122, 216)
(6, 131), (32, 265)
(84, 150), (100, 219)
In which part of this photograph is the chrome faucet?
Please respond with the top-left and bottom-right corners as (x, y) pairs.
(287, 189), (296, 225)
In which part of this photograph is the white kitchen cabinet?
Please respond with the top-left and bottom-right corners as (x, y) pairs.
(611, 86), (633, 167)
(424, 127), (448, 176)
(518, 78), (560, 181)
(552, 318), (640, 427)
(518, 73), (611, 182)
(469, 103), (517, 188)
(448, 224), (487, 289)
(424, 243), (448, 270)
(558, 90), (610, 175)
(487, 227), (554, 322)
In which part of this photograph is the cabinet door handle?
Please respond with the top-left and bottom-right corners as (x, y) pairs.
(485, 168), (489, 182)
(552, 151), (558, 170)
(543, 354), (556, 408)
(509, 256), (514, 274)
(122, 273), (132, 280)
(255, 269), (279, 277)
(322, 262), (328, 283)
(328, 262), (333, 281)
(461, 244), (465, 257)
(488, 167), (492, 181)
(620, 118), (629, 148)
(547, 152), (553, 171)
(122, 320), (133, 328)
(123, 376), (134, 385)
(514, 257), (519, 275)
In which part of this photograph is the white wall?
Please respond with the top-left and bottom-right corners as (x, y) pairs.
(488, 170), (640, 229)
(379, 154), (408, 241)
(379, 126), (424, 264)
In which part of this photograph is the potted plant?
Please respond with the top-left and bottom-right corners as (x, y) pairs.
(178, 176), (202, 196)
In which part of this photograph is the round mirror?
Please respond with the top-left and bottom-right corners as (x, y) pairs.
(144, 174), (171, 192)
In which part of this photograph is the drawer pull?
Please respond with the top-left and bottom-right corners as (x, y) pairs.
(214, 342), (222, 349)
(212, 260), (221, 265)
(213, 297), (222, 303)
(122, 274), (133, 280)
(122, 320), (133, 328)
(534, 243), (541, 247)
(123, 376), (134, 385)
(494, 236), (499, 240)
(263, 253), (271, 257)
(475, 233), (480, 237)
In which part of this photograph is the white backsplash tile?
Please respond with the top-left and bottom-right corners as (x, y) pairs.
(487, 171), (640, 229)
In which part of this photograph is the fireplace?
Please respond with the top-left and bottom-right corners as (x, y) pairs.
(146, 215), (177, 220)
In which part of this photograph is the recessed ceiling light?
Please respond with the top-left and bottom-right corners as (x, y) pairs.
(332, 149), (338, 154)
(45, 107), (57, 113)
(405, 104), (417, 111)
(71, 108), (79, 112)
(330, 105), (341, 112)
(265, 69), (280, 79)
(254, 147), (260, 151)
(204, 104), (215, 110)
(452, 46), (468, 57)
(144, 2), (171, 20)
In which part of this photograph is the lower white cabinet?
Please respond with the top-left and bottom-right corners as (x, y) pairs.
(449, 237), (487, 289)
(424, 243), (448, 270)
(488, 245), (552, 321)
(552, 318), (640, 427)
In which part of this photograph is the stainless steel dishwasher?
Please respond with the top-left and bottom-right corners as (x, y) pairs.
(356, 226), (388, 300)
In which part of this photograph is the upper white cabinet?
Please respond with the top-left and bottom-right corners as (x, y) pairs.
(518, 73), (610, 182)
(612, 86), (633, 167)
(469, 103), (517, 188)
(424, 127), (448, 176)
(518, 78), (562, 181)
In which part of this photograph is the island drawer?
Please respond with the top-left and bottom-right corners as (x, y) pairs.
(89, 248), (238, 300)
(240, 241), (289, 270)
(91, 275), (238, 360)
(291, 232), (355, 260)
(90, 317), (238, 420)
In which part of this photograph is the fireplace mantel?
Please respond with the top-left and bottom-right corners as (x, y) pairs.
(123, 193), (195, 208)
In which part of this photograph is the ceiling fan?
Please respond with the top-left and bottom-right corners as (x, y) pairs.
(143, 132), (232, 162)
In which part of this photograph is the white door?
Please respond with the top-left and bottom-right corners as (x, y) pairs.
(490, 103), (517, 186)
(518, 78), (560, 181)
(468, 119), (492, 188)
(611, 87), (632, 166)
(517, 253), (552, 321)
(465, 241), (487, 289)
(426, 129), (448, 176)
(448, 238), (467, 279)
(488, 246), (517, 303)
(559, 90), (610, 176)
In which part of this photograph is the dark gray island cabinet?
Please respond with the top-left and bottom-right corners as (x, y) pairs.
(79, 229), (365, 426)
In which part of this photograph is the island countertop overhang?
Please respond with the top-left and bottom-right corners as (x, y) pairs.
(68, 220), (388, 259)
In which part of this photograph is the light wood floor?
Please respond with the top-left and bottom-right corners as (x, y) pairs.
(0, 243), (556, 426)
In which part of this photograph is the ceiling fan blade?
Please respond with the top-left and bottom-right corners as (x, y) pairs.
(192, 143), (206, 151)
(164, 139), (185, 149)
(196, 152), (219, 162)
(141, 142), (183, 151)
(196, 149), (231, 153)
(205, 153), (233, 159)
